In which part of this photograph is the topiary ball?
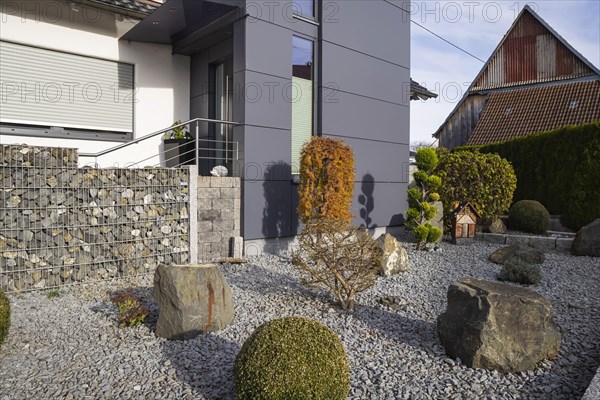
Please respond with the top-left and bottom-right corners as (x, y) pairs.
(508, 200), (550, 234)
(0, 290), (10, 348)
(234, 316), (350, 400)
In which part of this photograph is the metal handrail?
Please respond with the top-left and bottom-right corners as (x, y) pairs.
(79, 117), (240, 170)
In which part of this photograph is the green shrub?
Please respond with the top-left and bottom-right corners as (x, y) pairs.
(498, 258), (542, 285)
(458, 122), (600, 230)
(436, 150), (516, 232)
(0, 290), (10, 348)
(298, 137), (355, 224)
(567, 137), (600, 229)
(111, 289), (149, 328)
(508, 200), (550, 234)
(234, 317), (350, 400)
(406, 148), (443, 250)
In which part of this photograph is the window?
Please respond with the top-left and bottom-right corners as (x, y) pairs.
(0, 41), (134, 137)
(293, 0), (314, 19)
(291, 36), (314, 174)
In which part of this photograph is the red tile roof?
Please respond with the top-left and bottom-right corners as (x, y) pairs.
(467, 80), (600, 146)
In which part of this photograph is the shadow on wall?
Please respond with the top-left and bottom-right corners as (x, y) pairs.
(260, 161), (299, 254)
(359, 173), (377, 229)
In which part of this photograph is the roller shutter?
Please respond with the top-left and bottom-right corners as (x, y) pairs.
(0, 41), (134, 133)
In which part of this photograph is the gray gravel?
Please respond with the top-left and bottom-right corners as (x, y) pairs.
(1, 239), (599, 399)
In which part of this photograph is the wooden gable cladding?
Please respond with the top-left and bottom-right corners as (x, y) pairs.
(473, 9), (597, 90)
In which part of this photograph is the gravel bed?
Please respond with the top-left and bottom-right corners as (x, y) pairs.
(1, 240), (599, 399)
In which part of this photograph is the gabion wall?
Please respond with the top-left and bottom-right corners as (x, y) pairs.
(0, 145), (190, 292)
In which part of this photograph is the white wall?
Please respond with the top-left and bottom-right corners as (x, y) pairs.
(0, 0), (190, 167)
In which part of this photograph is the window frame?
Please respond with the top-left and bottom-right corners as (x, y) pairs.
(291, 34), (317, 175)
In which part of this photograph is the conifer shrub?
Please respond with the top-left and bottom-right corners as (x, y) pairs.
(498, 258), (542, 285)
(457, 122), (600, 230)
(508, 200), (550, 234)
(234, 316), (350, 400)
(436, 150), (516, 232)
(406, 148), (442, 249)
(0, 290), (10, 348)
(298, 137), (355, 224)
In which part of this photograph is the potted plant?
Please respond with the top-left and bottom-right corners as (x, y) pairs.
(163, 121), (195, 167)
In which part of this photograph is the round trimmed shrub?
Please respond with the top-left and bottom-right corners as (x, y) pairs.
(0, 290), (10, 348)
(509, 200), (550, 234)
(234, 316), (350, 400)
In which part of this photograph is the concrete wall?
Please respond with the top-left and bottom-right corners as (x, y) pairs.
(236, 0), (410, 241)
(0, 0), (190, 167)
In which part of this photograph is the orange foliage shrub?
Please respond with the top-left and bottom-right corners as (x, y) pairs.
(298, 137), (355, 223)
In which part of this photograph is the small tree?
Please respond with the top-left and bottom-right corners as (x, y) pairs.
(406, 148), (442, 250)
(292, 218), (381, 311)
(298, 137), (355, 224)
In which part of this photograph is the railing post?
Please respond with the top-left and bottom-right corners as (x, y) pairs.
(195, 121), (199, 173)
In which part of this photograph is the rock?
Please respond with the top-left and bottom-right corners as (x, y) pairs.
(437, 278), (561, 372)
(489, 244), (544, 265)
(483, 218), (507, 234)
(375, 234), (409, 276)
(153, 264), (235, 340)
(571, 218), (600, 257)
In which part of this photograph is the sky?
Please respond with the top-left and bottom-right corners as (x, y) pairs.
(410, 0), (600, 145)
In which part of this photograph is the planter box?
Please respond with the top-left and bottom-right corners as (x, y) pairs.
(164, 139), (195, 167)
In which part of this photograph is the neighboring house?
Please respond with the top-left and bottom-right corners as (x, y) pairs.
(0, 0), (410, 246)
(434, 5), (600, 149)
(410, 79), (437, 101)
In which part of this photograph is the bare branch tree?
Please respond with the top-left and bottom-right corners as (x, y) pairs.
(292, 218), (381, 311)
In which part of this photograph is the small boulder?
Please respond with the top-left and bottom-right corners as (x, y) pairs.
(571, 218), (600, 257)
(437, 278), (561, 372)
(483, 218), (507, 234)
(154, 264), (234, 340)
(489, 244), (544, 265)
(375, 234), (409, 276)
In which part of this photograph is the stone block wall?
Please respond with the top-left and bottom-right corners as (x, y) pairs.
(196, 176), (241, 261)
(0, 145), (190, 292)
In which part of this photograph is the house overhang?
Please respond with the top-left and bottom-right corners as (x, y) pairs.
(120, 0), (241, 55)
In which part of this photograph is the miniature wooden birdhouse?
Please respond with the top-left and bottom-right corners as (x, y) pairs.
(450, 202), (480, 244)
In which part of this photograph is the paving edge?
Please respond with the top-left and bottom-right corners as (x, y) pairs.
(582, 366), (600, 400)
(474, 233), (573, 252)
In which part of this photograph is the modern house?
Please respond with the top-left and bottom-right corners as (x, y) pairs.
(0, 0), (411, 249)
(434, 5), (600, 149)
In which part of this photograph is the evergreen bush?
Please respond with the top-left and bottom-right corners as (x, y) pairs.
(457, 122), (600, 230)
(406, 148), (442, 249)
(298, 137), (355, 224)
(498, 258), (542, 285)
(508, 200), (550, 234)
(436, 150), (516, 233)
(234, 317), (351, 400)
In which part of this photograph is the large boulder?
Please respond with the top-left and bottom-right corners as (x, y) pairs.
(571, 218), (600, 257)
(437, 278), (561, 372)
(376, 234), (409, 276)
(153, 264), (234, 340)
(489, 244), (544, 265)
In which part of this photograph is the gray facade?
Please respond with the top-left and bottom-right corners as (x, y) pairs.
(124, 0), (411, 241)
